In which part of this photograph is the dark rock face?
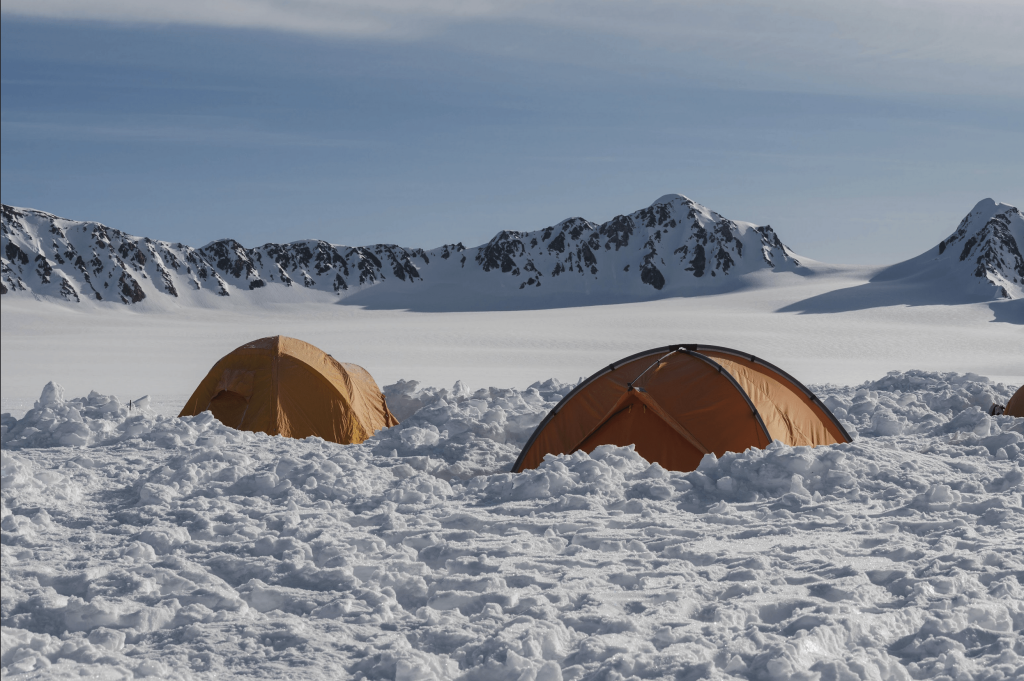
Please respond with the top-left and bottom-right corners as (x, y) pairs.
(948, 209), (1024, 282)
(640, 260), (666, 290)
(1, 194), (804, 305)
(933, 203), (1024, 298)
(203, 239), (260, 284)
(59, 278), (80, 302)
(476, 231), (528, 275)
(439, 243), (464, 260)
(755, 226), (789, 267)
(35, 254), (54, 284)
(687, 244), (706, 278)
(6, 241), (29, 266)
(118, 272), (146, 304)
(600, 216), (634, 251)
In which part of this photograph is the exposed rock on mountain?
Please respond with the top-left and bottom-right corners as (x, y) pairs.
(1, 195), (800, 307)
(776, 198), (1024, 316)
(873, 198), (1024, 300)
(1, 204), (440, 305)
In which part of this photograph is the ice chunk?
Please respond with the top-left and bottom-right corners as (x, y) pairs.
(36, 381), (65, 408)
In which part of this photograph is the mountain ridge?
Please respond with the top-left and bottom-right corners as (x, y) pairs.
(874, 198), (1024, 299)
(2, 195), (1021, 310)
(776, 198), (1023, 317)
(0, 195), (803, 307)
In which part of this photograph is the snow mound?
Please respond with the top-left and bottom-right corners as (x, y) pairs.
(815, 369), (1017, 438)
(1, 381), (255, 450)
(2, 371), (1023, 680)
(376, 378), (573, 477)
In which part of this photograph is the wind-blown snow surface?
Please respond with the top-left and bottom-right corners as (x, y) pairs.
(3, 276), (1022, 417)
(3, 372), (1023, 680)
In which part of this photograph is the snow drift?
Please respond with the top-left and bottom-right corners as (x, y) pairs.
(2, 371), (1023, 679)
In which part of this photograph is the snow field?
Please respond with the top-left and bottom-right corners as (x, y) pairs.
(2, 372), (1023, 680)
(4, 286), (1022, 412)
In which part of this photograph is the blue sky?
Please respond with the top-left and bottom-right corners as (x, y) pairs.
(2, 1), (1022, 264)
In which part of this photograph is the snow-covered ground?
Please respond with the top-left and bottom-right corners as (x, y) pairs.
(2, 370), (1023, 680)
(2, 276), (1022, 419)
(3, 221), (1023, 678)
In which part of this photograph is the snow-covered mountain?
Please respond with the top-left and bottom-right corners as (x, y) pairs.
(873, 198), (1024, 300)
(1, 195), (801, 307)
(0, 203), (437, 305)
(5, 195), (1020, 310)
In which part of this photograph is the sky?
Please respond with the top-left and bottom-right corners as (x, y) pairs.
(2, 1), (1023, 265)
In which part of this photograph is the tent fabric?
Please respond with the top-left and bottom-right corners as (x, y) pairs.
(1007, 385), (1024, 418)
(699, 350), (848, 446)
(513, 344), (850, 473)
(179, 336), (398, 444)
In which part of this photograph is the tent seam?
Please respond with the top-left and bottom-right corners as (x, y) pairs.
(686, 350), (773, 448)
(512, 342), (847, 473)
(512, 347), (679, 472)
(697, 345), (852, 443)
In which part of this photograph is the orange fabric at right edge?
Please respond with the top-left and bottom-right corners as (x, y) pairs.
(1006, 385), (1024, 418)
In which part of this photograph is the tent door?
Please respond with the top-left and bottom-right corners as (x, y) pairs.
(207, 369), (255, 428)
(209, 390), (250, 428)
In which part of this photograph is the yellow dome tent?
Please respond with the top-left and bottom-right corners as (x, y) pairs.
(513, 344), (851, 473)
(179, 336), (398, 444)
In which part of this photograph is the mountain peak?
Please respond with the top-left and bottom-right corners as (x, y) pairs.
(870, 198), (1023, 301)
(648, 193), (692, 208)
(968, 197), (1001, 215)
(2, 194), (800, 308)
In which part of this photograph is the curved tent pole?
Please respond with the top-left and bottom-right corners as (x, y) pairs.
(627, 351), (677, 390)
(682, 349), (772, 448)
(693, 345), (853, 442)
(561, 389), (635, 457)
(560, 385), (713, 460)
(511, 343), (847, 473)
(511, 345), (680, 473)
(629, 387), (711, 454)
(511, 344), (773, 472)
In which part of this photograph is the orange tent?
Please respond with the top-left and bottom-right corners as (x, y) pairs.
(513, 344), (850, 473)
(179, 336), (398, 444)
(1006, 385), (1024, 418)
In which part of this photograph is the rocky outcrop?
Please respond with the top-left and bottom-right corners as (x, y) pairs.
(935, 200), (1024, 298)
(2, 194), (802, 306)
(461, 195), (799, 293)
(857, 199), (1024, 302)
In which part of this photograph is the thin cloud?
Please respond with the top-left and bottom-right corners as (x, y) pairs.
(0, 0), (508, 38)
(2, 1), (1022, 95)
(1, 115), (372, 148)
